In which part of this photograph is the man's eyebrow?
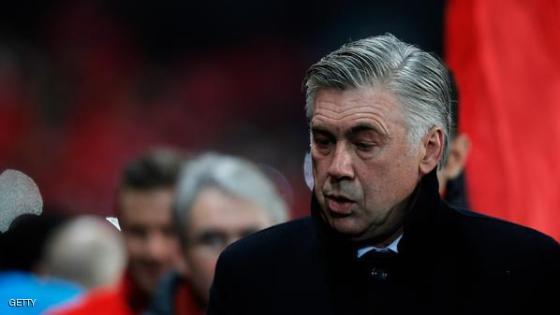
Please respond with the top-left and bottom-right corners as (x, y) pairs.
(310, 126), (334, 136)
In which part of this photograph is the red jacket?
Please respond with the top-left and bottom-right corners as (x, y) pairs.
(51, 271), (203, 315)
(50, 272), (145, 315)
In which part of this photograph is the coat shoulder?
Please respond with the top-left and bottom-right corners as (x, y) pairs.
(444, 206), (559, 260)
(218, 217), (315, 266)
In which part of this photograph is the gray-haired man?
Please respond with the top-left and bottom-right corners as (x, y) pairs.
(207, 34), (559, 315)
(148, 153), (288, 315)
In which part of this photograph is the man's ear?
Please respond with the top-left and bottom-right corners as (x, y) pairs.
(419, 127), (444, 175)
(442, 133), (471, 179)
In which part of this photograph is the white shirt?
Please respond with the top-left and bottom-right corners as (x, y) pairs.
(356, 234), (403, 258)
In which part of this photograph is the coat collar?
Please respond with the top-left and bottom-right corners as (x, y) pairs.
(310, 169), (442, 259)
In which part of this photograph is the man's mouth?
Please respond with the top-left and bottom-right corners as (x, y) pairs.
(325, 194), (355, 215)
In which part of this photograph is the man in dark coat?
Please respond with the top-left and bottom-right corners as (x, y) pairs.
(207, 34), (560, 315)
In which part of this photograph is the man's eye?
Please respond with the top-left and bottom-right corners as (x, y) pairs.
(197, 232), (227, 248)
(355, 142), (375, 151)
(313, 137), (332, 148)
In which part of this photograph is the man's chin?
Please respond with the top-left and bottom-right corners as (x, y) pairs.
(328, 217), (368, 239)
(135, 276), (159, 295)
(330, 218), (400, 243)
(132, 267), (166, 294)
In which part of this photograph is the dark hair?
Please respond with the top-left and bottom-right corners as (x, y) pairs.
(120, 149), (184, 190)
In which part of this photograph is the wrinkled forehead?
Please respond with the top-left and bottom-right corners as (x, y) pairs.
(310, 87), (407, 134)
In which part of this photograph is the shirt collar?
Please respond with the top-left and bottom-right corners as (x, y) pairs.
(356, 234), (403, 258)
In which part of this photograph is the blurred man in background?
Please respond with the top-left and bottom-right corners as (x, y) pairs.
(40, 215), (127, 290)
(147, 153), (289, 315)
(55, 149), (184, 315)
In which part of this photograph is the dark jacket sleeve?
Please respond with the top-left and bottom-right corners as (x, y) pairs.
(207, 250), (236, 315)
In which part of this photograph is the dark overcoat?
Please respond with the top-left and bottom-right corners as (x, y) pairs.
(208, 171), (559, 315)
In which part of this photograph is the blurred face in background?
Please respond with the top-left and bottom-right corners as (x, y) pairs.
(182, 187), (273, 305)
(118, 188), (180, 295)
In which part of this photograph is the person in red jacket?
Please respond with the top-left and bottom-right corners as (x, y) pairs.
(53, 149), (185, 315)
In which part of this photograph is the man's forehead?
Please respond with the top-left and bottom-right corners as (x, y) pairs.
(311, 87), (402, 134)
(120, 187), (174, 203)
(118, 188), (174, 217)
(187, 205), (270, 237)
(189, 188), (269, 222)
(313, 87), (401, 115)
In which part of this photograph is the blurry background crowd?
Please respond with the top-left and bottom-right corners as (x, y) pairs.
(0, 0), (444, 218)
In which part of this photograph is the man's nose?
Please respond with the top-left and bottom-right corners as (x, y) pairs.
(327, 143), (354, 180)
(146, 232), (169, 260)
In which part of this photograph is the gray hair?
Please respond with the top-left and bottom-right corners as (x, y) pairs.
(304, 34), (452, 167)
(173, 153), (288, 241)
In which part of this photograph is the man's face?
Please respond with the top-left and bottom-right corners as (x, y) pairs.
(119, 188), (180, 295)
(311, 87), (424, 242)
(182, 187), (273, 304)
